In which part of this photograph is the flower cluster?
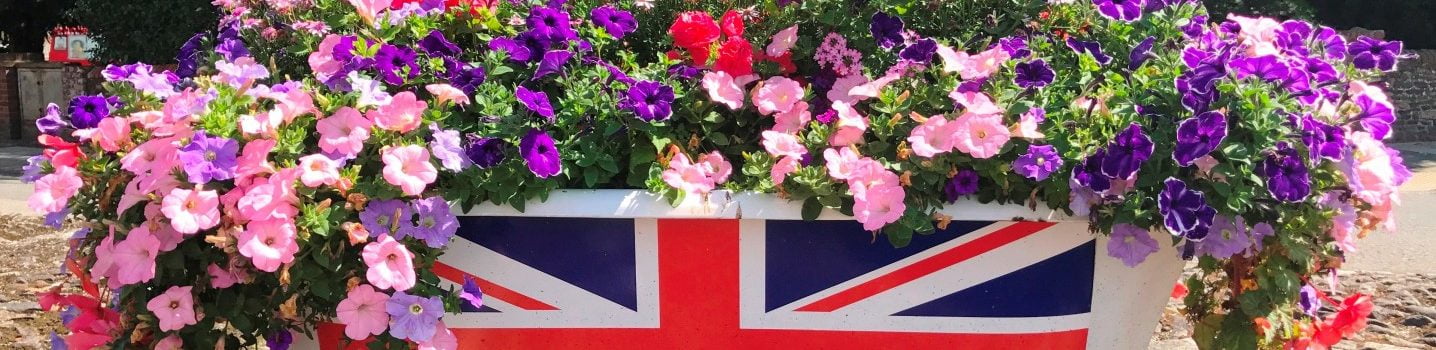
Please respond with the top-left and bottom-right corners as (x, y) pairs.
(27, 0), (1410, 348)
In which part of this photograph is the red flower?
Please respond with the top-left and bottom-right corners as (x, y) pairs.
(39, 134), (82, 169)
(714, 37), (754, 77)
(669, 11), (721, 50)
(720, 10), (745, 37)
(1311, 293), (1373, 347)
(1171, 282), (1189, 299)
(756, 51), (797, 75)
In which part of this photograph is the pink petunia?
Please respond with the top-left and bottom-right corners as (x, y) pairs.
(766, 25), (799, 57)
(237, 168), (300, 222)
(418, 321), (459, 350)
(155, 335), (183, 350)
(299, 154), (342, 188)
(1013, 109), (1046, 139)
(771, 101), (811, 133)
(938, 46), (1009, 81)
(948, 91), (1003, 116)
(381, 145), (438, 196)
(702, 71), (745, 110)
(697, 151), (732, 185)
(761, 131), (807, 158)
(317, 107), (373, 158)
(907, 115), (958, 158)
(121, 137), (180, 176)
(208, 263), (239, 288)
(240, 110), (284, 137)
(271, 89), (316, 123)
(362, 235), (416, 291)
(161, 188), (221, 235)
(348, 0), (392, 26)
(238, 219), (299, 272)
(823, 147), (863, 180)
(28, 166), (82, 215)
(112, 226), (161, 286)
(369, 91), (428, 133)
(826, 74), (868, 105)
(853, 185), (906, 231)
(951, 113), (1010, 159)
(309, 35), (346, 82)
(145, 286), (197, 332)
(827, 101), (868, 146)
(235, 138), (278, 182)
(426, 84), (470, 106)
(93, 117), (132, 152)
(90, 232), (118, 283)
(662, 153), (716, 196)
(753, 76), (804, 115)
(771, 156), (801, 185)
(337, 284), (391, 340)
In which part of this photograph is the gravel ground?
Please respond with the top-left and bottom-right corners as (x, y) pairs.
(0, 214), (73, 349)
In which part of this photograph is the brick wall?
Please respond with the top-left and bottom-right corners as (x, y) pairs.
(0, 65), (18, 142)
(1388, 49), (1436, 142)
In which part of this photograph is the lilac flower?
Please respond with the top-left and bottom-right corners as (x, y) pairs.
(1158, 178), (1215, 241)
(419, 30), (461, 58)
(361, 199), (415, 237)
(1173, 111), (1227, 166)
(1014, 145), (1063, 181)
(869, 12), (905, 50)
(429, 124), (470, 172)
(266, 330), (293, 350)
(1013, 59), (1055, 89)
(1093, 0), (1145, 22)
(898, 38), (938, 64)
(1347, 36), (1402, 71)
(1248, 222), (1274, 253)
(590, 6), (637, 39)
(1297, 114), (1345, 161)
(1257, 142), (1311, 202)
(1129, 36), (1156, 70)
(36, 103), (65, 135)
(1200, 215), (1249, 259)
(460, 276), (484, 309)
(621, 80), (675, 122)
(516, 86), (556, 120)
(177, 131), (239, 184)
(1107, 223), (1159, 267)
(943, 169), (979, 202)
(386, 291), (443, 342)
(408, 197), (458, 248)
(520, 129), (563, 178)
(50, 332), (66, 350)
(1100, 123), (1154, 180)
(21, 155), (45, 183)
(44, 208), (68, 229)
(533, 50), (573, 81)
(1065, 38), (1113, 65)
(374, 44), (420, 86)
(1298, 285), (1322, 316)
(998, 36), (1030, 58)
(1353, 95), (1395, 140)
(175, 32), (205, 78)
(215, 38), (250, 62)
(67, 95), (111, 129)
(465, 135), (509, 169)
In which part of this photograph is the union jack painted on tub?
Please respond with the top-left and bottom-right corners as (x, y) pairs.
(305, 191), (1181, 350)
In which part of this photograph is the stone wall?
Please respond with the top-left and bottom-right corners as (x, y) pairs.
(1389, 49), (1436, 142)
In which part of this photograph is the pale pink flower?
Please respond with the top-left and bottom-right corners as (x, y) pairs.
(771, 156), (801, 185)
(310, 34), (346, 82)
(698, 151), (732, 184)
(827, 74), (868, 104)
(238, 219), (299, 272)
(147, 286), (198, 332)
(337, 284), (391, 340)
(662, 153), (717, 196)
(163, 88), (210, 123)
(754, 76), (804, 115)
(317, 107), (373, 158)
(235, 139), (278, 181)
(1072, 97), (1110, 116)
(952, 113), (1011, 159)
(1227, 15), (1282, 46)
(823, 147), (863, 180)
(382, 145), (438, 196)
(847, 160), (900, 198)
(362, 234), (416, 291)
(963, 48), (1010, 80)
(348, 0), (392, 26)
(426, 84), (470, 106)
(762, 131), (807, 158)
(237, 169), (300, 222)
(418, 321), (459, 350)
(208, 263), (239, 288)
(1013, 109), (1046, 139)
(271, 89), (315, 123)
(853, 185), (906, 231)
(907, 115), (957, 158)
(90, 233), (118, 283)
(771, 101), (811, 133)
(766, 25), (799, 57)
(702, 71), (745, 110)
(128, 110), (166, 131)
(298, 154), (342, 188)
(113, 226), (161, 286)
(936, 44), (966, 74)
(240, 110), (283, 137)
(948, 91), (1003, 115)
(161, 188), (221, 235)
(121, 138), (180, 175)
(214, 57), (270, 88)
(847, 73), (900, 100)
(28, 166), (82, 215)
(1347, 81), (1390, 105)
(155, 335), (183, 350)
(368, 91), (428, 133)
(828, 101), (868, 146)
(94, 117), (132, 152)
(118, 173), (180, 215)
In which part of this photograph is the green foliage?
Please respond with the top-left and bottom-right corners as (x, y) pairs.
(70, 0), (219, 62)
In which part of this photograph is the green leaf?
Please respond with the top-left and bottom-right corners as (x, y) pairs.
(885, 225), (914, 248)
(801, 197), (823, 221)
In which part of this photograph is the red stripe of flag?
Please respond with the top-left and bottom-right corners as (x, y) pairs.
(433, 261), (559, 311)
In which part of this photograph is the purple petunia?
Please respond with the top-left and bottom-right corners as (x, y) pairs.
(386, 291), (443, 342)
(1200, 215), (1250, 259)
(1065, 38), (1113, 65)
(1107, 223), (1159, 267)
(418, 30), (461, 58)
(1301, 57), (1341, 84)
(460, 276), (484, 309)
(1257, 142), (1311, 202)
(1013, 59), (1055, 89)
(465, 135), (509, 169)
(621, 80), (675, 122)
(1347, 36), (1402, 71)
(177, 131), (240, 184)
(998, 36), (1030, 59)
(668, 64), (702, 81)
(1172, 111), (1227, 166)
(869, 12), (905, 50)
(1100, 123), (1154, 180)
(516, 86), (556, 119)
(408, 197), (458, 248)
(1014, 144), (1063, 181)
(446, 60), (487, 95)
(1158, 177), (1216, 241)
(489, 33), (540, 62)
(898, 38), (938, 64)
(361, 199), (415, 237)
(527, 6), (578, 49)
(1073, 152), (1112, 193)
(374, 44), (420, 86)
(943, 169), (980, 202)
(66, 95), (111, 129)
(1129, 36), (1156, 71)
(533, 50), (573, 81)
(1298, 285), (1322, 316)
(21, 155), (45, 183)
(1353, 95), (1395, 140)
(36, 103), (65, 135)
(1296, 113), (1345, 161)
(520, 129), (563, 178)
(266, 330), (293, 350)
(1093, 0), (1145, 22)
(590, 6), (637, 39)
(1231, 55), (1291, 83)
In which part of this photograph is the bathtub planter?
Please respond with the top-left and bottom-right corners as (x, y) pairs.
(304, 190), (1182, 350)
